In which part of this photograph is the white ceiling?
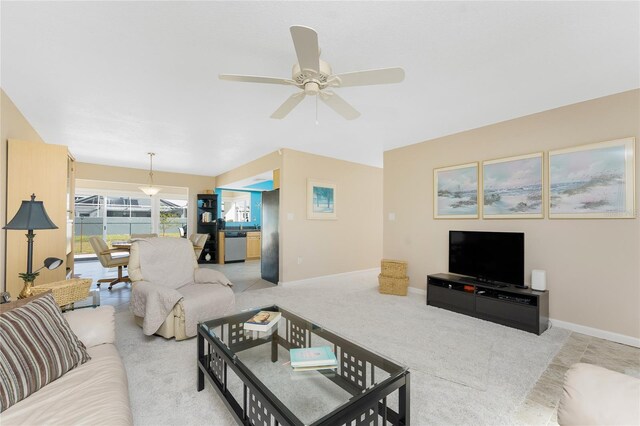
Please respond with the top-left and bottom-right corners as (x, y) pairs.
(2, 2), (638, 177)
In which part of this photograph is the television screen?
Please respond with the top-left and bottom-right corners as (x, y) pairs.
(449, 230), (524, 286)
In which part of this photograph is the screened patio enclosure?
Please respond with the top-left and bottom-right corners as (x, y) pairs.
(74, 190), (188, 256)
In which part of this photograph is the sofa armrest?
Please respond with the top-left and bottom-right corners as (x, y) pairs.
(63, 305), (115, 348)
(558, 363), (640, 425)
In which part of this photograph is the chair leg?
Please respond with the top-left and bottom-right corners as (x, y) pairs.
(108, 266), (131, 290)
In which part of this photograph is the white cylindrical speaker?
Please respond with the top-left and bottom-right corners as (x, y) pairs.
(531, 270), (547, 291)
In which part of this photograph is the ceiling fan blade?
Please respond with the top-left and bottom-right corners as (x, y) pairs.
(330, 67), (405, 88)
(290, 25), (320, 73)
(271, 92), (306, 119)
(219, 74), (297, 86)
(319, 91), (360, 120)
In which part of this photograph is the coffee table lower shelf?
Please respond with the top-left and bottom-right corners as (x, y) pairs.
(197, 308), (410, 426)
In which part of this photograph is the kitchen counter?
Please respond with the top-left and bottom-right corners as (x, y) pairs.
(218, 230), (261, 263)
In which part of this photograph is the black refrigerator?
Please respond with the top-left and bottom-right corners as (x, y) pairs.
(261, 189), (279, 284)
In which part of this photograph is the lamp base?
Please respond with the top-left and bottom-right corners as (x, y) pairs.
(18, 280), (35, 299)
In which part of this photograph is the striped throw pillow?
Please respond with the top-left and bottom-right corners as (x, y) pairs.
(0, 293), (91, 412)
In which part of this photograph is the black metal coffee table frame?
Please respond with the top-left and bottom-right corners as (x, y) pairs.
(197, 305), (410, 426)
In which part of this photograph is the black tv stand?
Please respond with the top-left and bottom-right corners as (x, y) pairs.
(457, 276), (508, 288)
(427, 273), (549, 335)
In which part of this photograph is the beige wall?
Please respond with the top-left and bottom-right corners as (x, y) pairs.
(213, 148), (383, 284)
(75, 163), (215, 234)
(1, 90), (47, 292)
(280, 149), (383, 283)
(383, 89), (640, 340)
(215, 151), (281, 188)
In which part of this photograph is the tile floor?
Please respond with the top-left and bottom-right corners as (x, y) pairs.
(73, 258), (274, 313)
(515, 330), (640, 425)
(74, 259), (640, 425)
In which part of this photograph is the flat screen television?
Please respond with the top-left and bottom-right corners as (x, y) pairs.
(449, 230), (524, 286)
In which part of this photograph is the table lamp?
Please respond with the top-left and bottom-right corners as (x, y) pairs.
(3, 193), (62, 298)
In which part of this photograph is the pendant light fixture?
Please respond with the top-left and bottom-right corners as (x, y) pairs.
(139, 152), (161, 196)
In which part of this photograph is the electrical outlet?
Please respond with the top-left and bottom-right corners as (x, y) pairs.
(297, 257), (303, 265)
(388, 212), (396, 221)
(287, 213), (295, 221)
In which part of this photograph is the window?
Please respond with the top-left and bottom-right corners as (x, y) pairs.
(74, 188), (189, 256)
(222, 193), (251, 223)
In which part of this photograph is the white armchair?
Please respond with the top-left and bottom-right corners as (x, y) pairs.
(128, 237), (235, 340)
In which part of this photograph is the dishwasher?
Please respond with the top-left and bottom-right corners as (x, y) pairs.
(224, 231), (247, 263)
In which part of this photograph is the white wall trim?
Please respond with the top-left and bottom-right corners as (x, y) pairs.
(407, 286), (426, 296)
(279, 268), (379, 288)
(551, 318), (640, 348)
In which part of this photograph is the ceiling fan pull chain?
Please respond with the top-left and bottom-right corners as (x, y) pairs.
(315, 94), (319, 125)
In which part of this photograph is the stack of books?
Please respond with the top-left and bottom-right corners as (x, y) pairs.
(290, 346), (337, 371)
(244, 311), (281, 332)
(201, 212), (214, 223)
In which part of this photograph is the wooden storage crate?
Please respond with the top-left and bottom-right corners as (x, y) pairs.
(381, 259), (408, 278)
(378, 274), (409, 296)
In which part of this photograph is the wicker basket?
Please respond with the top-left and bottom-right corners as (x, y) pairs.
(378, 274), (409, 296)
(381, 259), (408, 278)
(32, 278), (92, 307)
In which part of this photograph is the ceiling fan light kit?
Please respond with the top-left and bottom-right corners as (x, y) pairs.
(219, 25), (405, 120)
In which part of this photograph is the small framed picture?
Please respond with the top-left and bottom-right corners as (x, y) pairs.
(548, 137), (635, 219)
(482, 152), (544, 219)
(307, 179), (337, 220)
(434, 162), (479, 219)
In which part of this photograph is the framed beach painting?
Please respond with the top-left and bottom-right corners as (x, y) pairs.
(307, 179), (337, 220)
(434, 162), (479, 219)
(482, 152), (544, 219)
(548, 137), (636, 219)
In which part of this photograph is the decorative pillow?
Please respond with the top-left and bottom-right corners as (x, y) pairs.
(194, 268), (233, 286)
(0, 293), (91, 412)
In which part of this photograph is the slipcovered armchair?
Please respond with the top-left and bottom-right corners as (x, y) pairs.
(131, 233), (158, 238)
(128, 237), (235, 340)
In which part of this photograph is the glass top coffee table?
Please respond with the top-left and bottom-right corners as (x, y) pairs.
(197, 305), (410, 426)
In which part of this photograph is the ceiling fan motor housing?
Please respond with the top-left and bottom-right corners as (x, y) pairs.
(292, 59), (332, 88)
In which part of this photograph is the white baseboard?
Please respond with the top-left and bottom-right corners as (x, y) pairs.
(279, 268), (380, 288)
(551, 318), (640, 348)
(407, 286), (426, 296)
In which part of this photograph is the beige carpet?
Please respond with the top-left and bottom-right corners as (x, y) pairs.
(115, 271), (569, 425)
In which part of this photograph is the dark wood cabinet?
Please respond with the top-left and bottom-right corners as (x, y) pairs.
(197, 194), (218, 264)
(427, 273), (549, 335)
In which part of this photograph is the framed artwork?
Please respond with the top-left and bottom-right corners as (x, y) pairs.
(548, 137), (636, 219)
(307, 179), (337, 220)
(434, 162), (479, 219)
(482, 152), (544, 219)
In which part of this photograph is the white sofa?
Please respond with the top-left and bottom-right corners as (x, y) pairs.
(558, 362), (640, 425)
(1, 305), (133, 425)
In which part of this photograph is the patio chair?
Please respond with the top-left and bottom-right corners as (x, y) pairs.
(88, 237), (130, 290)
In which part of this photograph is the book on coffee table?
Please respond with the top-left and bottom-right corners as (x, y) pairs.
(244, 311), (281, 332)
(292, 363), (338, 372)
(290, 346), (337, 369)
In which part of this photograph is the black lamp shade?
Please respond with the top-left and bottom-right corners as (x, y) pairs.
(43, 257), (63, 270)
(3, 194), (58, 230)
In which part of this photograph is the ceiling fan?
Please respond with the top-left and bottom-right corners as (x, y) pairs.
(219, 25), (405, 120)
